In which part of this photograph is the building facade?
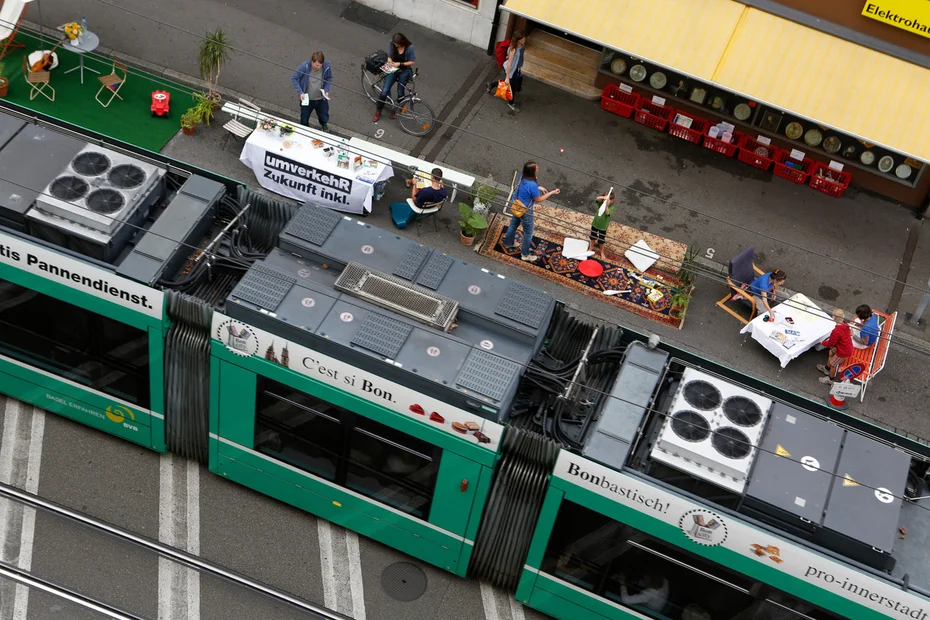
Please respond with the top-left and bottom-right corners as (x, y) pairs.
(357, 0), (501, 50)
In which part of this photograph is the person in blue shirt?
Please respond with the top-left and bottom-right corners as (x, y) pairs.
(290, 51), (333, 130)
(502, 161), (560, 262)
(853, 304), (880, 348)
(745, 269), (786, 316)
(373, 33), (416, 122)
(390, 168), (447, 229)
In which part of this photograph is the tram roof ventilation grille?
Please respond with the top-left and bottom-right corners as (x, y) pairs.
(334, 261), (458, 332)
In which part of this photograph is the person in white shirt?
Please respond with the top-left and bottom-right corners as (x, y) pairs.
(619, 571), (670, 613)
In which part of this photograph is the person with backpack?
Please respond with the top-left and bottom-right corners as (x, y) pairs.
(488, 30), (525, 113)
(290, 51), (333, 130)
(503, 161), (560, 262)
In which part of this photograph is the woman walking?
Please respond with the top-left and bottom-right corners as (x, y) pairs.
(488, 30), (525, 113)
(503, 161), (560, 262)
(373, 33), (416, 122)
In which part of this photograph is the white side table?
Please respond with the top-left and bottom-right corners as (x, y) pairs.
(63, 32), (101, 85)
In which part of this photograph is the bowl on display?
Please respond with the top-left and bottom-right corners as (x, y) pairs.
(610, 58), (628, 75)
(860, 150), (875, 166)
(878, 156), (895, 173)
(841, 145), (857, 159)
(823, 136), (841, 154)
(649, 72), (667, 89)
(896, 163), (912, 179)
(733, 103), (752, 121)
(711, 96), (725, 110)
(629, 65), (647, 82)
(785, 122), (803, 140)
(804, 129), (822, 147)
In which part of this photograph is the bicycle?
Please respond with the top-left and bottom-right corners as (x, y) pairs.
(360, 63), (436, 137)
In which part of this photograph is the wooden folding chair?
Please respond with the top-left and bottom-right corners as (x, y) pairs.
(22, 55), (54, 101)
(222, 99), (261, 150)
(96, 58), (127, 107)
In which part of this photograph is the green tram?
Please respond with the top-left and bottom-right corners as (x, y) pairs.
(1, 104), (930, 620)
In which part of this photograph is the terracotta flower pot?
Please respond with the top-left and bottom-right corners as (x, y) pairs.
(0, 79), (8, 98)
(460, 231), (476, 246)
(182, 126), (195, 136)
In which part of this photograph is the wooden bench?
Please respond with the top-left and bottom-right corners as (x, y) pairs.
(838, 310), (896, 402)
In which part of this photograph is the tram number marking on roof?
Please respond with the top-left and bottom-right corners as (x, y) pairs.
(479, 340), (494, 350)
(301, 297), (316, 308)
(679, 509), (728, 547)
(361, 245), (374, 255)
(340, 312), (354, 322)
(298, 268), (311, 278)
(426, 346), (440, 357)
(468, 285), (481, 295)
(800, 456), (820, 472)
(875, 487), (895, 504)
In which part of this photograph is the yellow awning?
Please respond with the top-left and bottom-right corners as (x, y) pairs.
(713, 8), (930, 162)
(502, 0), (746, 81)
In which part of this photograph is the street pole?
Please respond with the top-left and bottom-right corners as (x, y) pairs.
(910, 276), (930, 328)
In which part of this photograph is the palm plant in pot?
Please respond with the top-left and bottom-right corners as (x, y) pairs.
(198, 28), (230, 107)
(458, 202), (488, 246)
(192, 92), (217, 126)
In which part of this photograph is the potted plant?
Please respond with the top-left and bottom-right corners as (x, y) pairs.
(198, 28), (230, 103)
(181, 108), (199, 135)
(472, 182), (499, 216)
(259, 118), (278, 133)
(670, 286), (692, 319)
(279, 123), (295, 138)
(458, 202), (488, 246)
(192, 92), (216, 126)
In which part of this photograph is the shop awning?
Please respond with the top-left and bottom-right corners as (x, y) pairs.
(501, 0), (746, 81)
(712, 8), (930, 162)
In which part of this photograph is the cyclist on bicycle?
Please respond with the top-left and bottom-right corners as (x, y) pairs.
(373, 33), (416, 122)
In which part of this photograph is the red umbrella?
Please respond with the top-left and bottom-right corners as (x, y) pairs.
(578, 259), (604, 278)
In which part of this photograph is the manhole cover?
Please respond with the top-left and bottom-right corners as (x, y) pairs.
(381, 562), (427, 602)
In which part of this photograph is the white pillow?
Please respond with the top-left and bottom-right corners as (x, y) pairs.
(562, 237), (590, 260)
(625, 239), (659, 272)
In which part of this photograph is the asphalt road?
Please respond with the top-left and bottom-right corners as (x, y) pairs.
(6, 0), (930, 618)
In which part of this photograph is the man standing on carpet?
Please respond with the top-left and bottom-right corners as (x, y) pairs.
(291, 51), (333, 131)
(588, 192), (615, 260)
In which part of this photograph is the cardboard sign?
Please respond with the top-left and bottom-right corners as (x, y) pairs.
(757, 136), (772, 145)
(652, 96), (666, 106)
(789, 149), (807, 161)
(619, 83), (633, 93)
(828, 160), (845, 172)
(830, 381), (861, 398)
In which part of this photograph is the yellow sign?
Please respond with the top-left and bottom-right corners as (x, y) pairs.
(862, 1), (930, 38)
(105, 404), (135, 424)
(843, 473), (860, 487)
(775, 444), (791, 458)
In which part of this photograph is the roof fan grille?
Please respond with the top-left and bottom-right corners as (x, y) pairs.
(85, 189), (126, 214)
(712, 427), (752, 460)
(723, 396), (763, 427)
(72, 152), (111, 176)
(108, 164), (147, 189)
(49, 176), (89, 201)
(670, 411), (711, 442)
(682, 380), (722, 410)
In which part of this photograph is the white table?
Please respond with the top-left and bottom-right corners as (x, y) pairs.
(63, 32), (101, 85)
(240, 127), (393, 214)
(740, 293), (835, 368)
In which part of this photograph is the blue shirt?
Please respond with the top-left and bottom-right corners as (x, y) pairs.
(859, 314), (880, 346)
(415, 186), (447, 207)
(747, 272), (774, 297)
(291, 59), (333, 96)
(515, 179), (540, 212)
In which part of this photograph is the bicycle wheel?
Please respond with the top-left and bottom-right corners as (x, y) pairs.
(360, 67), (382, 104)
(397, 97), (436, 137)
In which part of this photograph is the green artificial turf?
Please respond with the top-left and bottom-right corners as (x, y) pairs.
(0, 31), (186, 153)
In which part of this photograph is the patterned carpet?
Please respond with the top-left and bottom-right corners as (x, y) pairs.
(480, 213), (688, 329)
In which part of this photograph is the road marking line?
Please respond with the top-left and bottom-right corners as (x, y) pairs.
(317, 519), (337, 611)
(317, 519), (367, 619)
(186, 459), (200, 620)
(509, 595), (526, 620)
(480, 582), (500, 620)
(345, 530), (366, 620)
(159, 454), (200, 620)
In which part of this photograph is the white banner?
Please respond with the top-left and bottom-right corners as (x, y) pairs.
(211, 313), (503, 451)
(553, 452), (929, 620)
(240, 130), (393, 214)
(0, 230), (162, 319)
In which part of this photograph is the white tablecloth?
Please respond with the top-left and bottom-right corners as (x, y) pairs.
(740, 293), (835, 368)
(240, 129), (393, 214)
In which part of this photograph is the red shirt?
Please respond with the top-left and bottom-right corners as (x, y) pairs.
(822, 324), (853, 358)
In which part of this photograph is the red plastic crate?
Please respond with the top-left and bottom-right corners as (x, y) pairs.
(773, 150), (813, 184)
(737, 136), (780, 171)
(702, 130), (743, 157)
(600, 85), (640, 118)
(809, 162), (852, 198)
(633, 100), (675, 132)
(668, 115), (709, 144)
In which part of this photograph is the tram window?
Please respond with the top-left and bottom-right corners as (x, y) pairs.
(0, 279), (150, 408)
(255, 377), (442, 519)
(541, 501), (841, 620)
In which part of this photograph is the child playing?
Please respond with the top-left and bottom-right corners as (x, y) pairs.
(817, 309), (853, 385)
(588, 192), (616, 259)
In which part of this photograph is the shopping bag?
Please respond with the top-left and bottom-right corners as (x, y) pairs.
(494, 82), (512, 101)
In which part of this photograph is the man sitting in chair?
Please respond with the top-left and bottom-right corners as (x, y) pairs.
(390, 167), (447, 229)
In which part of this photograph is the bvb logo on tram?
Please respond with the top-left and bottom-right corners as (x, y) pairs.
(106, 404), (135, 424)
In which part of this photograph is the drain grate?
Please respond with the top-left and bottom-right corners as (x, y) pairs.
(494, 281), (550, 329)
(229, 264), (295, 311)
(281, 205), (343, 247)
(393, 245), (431, 281)
(380, 562), (427, 602)
(351, 312), (412, 359)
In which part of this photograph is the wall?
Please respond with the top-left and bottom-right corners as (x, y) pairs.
(359, 0), (498, 49)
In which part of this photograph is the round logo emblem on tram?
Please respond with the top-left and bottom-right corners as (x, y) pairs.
(679, 509), (729, 547)
(216, 319), (260, 357)
(105, 405), (135, 424)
